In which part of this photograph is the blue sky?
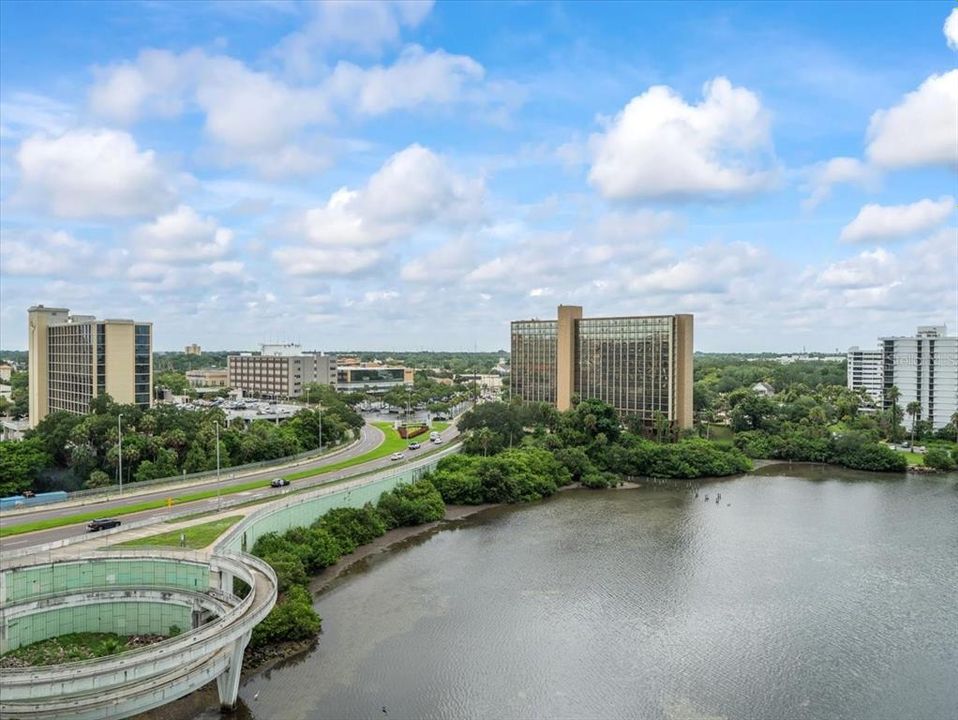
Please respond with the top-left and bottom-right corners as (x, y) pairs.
(1, 0), (955, 352)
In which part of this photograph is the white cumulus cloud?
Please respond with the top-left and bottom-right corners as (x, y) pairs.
(133, 205), (234, 264)
(278, 0), (435, 75)
(328, 45), (484, 115)
(297, 144), (484, 247)
(273, 144), (483, 277)
(588, 77), (775, 199)
(803, 156), (879, 209)
(866, 70), (958, 170)
(945, 8), (958, 50)
(14, 129), (175, 218)
(273, 246), (383, 276)
(840, 197), (955, 243)
(0, 230), (95, 276)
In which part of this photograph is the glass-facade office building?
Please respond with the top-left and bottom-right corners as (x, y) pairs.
(511, 306), (693, 429)
(511, 320), (557, 405)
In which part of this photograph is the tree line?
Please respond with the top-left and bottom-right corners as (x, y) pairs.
(0, 389), (363, 497)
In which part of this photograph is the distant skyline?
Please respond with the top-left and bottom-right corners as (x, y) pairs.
(1, 1), (956, 352)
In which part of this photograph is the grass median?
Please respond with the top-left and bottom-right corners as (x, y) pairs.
(1, 420), (453, 539)
(114, 516), (243, 549)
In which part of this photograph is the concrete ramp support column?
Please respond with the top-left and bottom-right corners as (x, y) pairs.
(217, 629), (252, 711)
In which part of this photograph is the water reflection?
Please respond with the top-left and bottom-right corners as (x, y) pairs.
(222, 471), (957, 720)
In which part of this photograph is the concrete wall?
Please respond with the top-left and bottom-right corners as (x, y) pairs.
(105, 322), (136, 405)
(2, 558), (209, 604)
(556, 305), (582, 411)
(6, 602), (192, 651)
(674, 314), (694, 430)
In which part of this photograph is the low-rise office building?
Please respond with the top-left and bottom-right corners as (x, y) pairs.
(511, 305), (693, 429)
(336, 366), (414, 392)
(27, 305), (153, 427)
(227, 345), (336, 399)
(185, 368), (229, 388)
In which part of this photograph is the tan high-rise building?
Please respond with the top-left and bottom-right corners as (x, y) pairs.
(184, 343), (202, 355)
(511, 305), (693, 429)
(28, 306), (153, 427)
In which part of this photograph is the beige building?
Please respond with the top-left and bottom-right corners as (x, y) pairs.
(185, 368), (229, 388)
(511, 305), (693, 430)
(228, 345), (336, 399)
(0, 363), (12, 382)
(27, 306), (153, 427)
(184, 343), (202, 355)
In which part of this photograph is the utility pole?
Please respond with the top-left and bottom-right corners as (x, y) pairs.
(117, 414), (123, 495)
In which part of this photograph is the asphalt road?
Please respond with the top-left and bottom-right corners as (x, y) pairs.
(0, 422), (460, 551)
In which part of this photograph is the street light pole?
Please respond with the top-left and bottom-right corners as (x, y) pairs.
(215, 421), (221, 509)
(117, 414), (123, 495)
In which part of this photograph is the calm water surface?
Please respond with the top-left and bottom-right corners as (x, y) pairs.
(228, 468), (957, 720)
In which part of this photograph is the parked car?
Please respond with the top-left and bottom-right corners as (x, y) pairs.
(270, 477), (290, 488)
(408, 442), (421, 450)
(87, 518), (121, 532)
(390, 452), (405, 461)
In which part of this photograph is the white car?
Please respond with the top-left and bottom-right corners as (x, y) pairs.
(390, 452), (405, 461)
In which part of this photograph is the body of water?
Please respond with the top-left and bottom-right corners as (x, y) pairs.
(219, 467), (957, 720)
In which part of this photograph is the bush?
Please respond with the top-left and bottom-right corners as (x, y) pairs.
(837, 443), (907, 472)
(259, 550), (308, 593)
(428, 455), (484, 504)
(315, 505), (387, 554)
(377, 479), (445, 528)
(250, 585), (321, 648)
(581, 470), (619, 488)
(924, 447), (956, 471)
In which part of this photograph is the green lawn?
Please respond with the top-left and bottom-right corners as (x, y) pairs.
(1, 421), (454, 539)
(114, 516), (243, 549)
(901, 451), (923, 466)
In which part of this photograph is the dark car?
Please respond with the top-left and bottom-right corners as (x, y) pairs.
(270, 478), (290, 488)
(87, 518), (121, 532)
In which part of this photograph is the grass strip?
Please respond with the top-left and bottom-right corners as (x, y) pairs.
(285, 421), (431, 479)
(114, 516), (243, 549)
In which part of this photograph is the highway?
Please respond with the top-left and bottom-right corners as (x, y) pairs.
(0, 421), (460, 551)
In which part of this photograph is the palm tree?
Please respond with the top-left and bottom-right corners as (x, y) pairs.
(906, 401), (921, 449)
(885, 385), (902, 442)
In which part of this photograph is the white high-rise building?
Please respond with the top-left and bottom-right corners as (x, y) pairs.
(846, 346), (884, 408)
(880, 326), (958, 431)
